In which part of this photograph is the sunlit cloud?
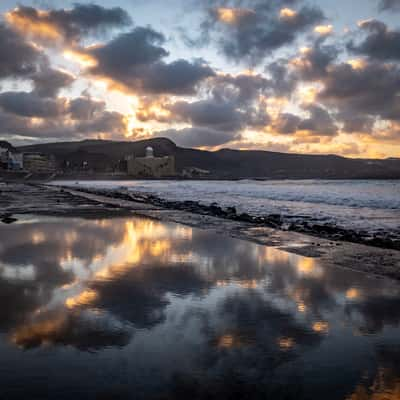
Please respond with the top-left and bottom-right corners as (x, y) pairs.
(215, 7), (255, 25)
(6, 8), (63, 43)
(347, 59), (368, 70)
(314, 24), (333, 35)
(63, 49), (99, 68)
(280, 8), (298, 20)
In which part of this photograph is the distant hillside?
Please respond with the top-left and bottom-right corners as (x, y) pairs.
(19, 138), (400, 179)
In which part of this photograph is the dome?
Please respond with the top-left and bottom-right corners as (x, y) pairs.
(145, 146), (154, 158)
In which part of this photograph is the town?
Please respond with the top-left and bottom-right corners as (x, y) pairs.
(0, 140), (214, 179)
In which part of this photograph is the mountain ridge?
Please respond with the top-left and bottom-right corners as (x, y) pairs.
(17, 137), (400, 179)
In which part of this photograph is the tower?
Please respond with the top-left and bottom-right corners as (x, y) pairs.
(146, 146), (154, 158)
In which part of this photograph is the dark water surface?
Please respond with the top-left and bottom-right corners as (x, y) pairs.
(1, 215), (400, 399)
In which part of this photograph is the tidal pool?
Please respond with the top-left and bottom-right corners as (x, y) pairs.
(0, 215), (400, 399)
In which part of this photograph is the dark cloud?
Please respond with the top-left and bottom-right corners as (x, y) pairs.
(273, 105), (338, 136)
(168, 99), (245, 132)
(378, 0), (400, 11)
(336, 110), (375, 134)
(0, 21), (74, 98)
(0, 91), (67, 118)
(69, 97), (106, 120)
(192, 1), (325, 64)
(139, 59), (215, 95)
(348, 20), (400, 61)
(87, 27), (215, 95)
(7, 4), (132, 44)
(90, 27), (167, 68)
(32, 66), (75, 97)
(266, 60), (298, 96)
(137, 72), (271, 147)
(0, 94), (127, 140)
(273, 113), (302, 134)
(293, 41), (339, 81)
(198, 73), (272, 128)
(298, 104), (338, 135)
(75, 110), (127, 136)
(210, 72), (271, 103)
(0, 23), (42, 79)
(318, 61), (400, 121)
(157, 127), (240, 147)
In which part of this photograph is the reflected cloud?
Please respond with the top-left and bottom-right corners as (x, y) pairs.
(347, 346), (400, 400)
(0, 215), (400, 398)
(11, 311), (132, 351)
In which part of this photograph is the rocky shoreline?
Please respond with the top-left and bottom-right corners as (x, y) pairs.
(63, 185), (400, 251)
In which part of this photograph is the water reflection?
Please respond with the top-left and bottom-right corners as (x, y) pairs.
(1, 216), (400, 399)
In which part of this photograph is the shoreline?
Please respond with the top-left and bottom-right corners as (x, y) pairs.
(53, 183), (400, 251)
(1, 182), (400, 280)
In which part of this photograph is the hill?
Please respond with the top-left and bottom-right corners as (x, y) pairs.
(19, 138), (400, 179)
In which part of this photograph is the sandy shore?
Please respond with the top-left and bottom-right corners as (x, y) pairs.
(1, 182), (400, 280)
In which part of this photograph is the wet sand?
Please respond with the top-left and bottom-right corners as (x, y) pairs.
(1, 182), (400, 280)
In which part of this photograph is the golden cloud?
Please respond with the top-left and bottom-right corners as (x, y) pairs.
(215, 7), (255, 25)
(314, 24), (333, 35)
(6, 8), (64, 44)
(279, 8), (298, 20)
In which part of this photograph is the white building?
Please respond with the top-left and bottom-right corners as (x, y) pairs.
(126, 146), (175, 177)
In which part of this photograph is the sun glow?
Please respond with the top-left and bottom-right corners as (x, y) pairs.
(347, 59), (367, 70)
(63, 50), (98, 68)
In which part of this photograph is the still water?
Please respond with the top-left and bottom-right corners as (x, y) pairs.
(1, 215), (400, 399)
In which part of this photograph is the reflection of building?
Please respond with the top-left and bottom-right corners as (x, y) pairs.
(0, 145), (24, 170)
(0, 146), (8, 169)
(23, 153), (56, 173)
(8, 152), (24, 170)
(126, 147), (175, 178)
(182, 167), (210, 178)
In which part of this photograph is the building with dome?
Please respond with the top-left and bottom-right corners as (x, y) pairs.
(126, 146), (175, 177)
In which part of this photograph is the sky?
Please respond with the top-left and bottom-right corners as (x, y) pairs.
(0, 0), (400, 158)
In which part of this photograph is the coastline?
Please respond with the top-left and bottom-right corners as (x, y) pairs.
(52, 182), (400, 251)
(1, 182), (400, 280)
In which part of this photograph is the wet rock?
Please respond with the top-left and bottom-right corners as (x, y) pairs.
(226, 206), (237, 215)
(1, 216), (17, 224)
(267, 213), (282, 223)
(238, 213), (253, 223)
(209, 203), (226, 217)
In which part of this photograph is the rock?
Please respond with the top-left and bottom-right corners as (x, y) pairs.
(209, 204), (226, 217)
(2, 216), (17, 224)
(226, 206), (237, 215)
(238, 213), (253, 223)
